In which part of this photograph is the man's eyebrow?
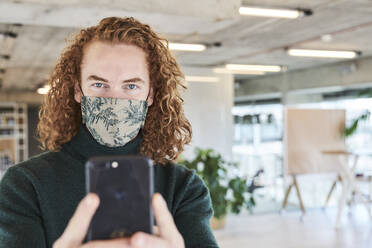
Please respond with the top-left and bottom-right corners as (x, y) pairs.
(87, 75), (109, 82)
(123, 77), (145, 84)
(86, 75), (145, 84)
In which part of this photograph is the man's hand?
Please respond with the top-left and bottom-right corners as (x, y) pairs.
(130, 193), (185, 248)
(53, 193), (131, 248)
(53, 193), (184, 248)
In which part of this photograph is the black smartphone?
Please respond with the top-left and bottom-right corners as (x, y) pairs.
(85, 155), (154, 241)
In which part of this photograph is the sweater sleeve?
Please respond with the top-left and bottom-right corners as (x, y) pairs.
(174, 170), (219, 248)
(0, 166), (47, 247)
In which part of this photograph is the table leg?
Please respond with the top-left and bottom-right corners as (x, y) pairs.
(282, 182), (293, 210)
(325, 175), (342, 208)
(336, 175), (350, 228)
(293, 176), (306, 215)
(348, 155), (372, 219)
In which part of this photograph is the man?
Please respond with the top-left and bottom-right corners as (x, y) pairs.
(0, 17), (219, 248)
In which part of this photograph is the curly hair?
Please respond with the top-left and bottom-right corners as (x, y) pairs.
(37, 17), (192, 165)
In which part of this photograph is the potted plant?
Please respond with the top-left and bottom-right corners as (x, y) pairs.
(344, 110), (370, 137)
(343, 89), (372, 137)
(179, 148), (255, 229)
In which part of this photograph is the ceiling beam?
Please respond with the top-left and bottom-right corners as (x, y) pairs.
(0, 1), (240, 34)
(235, 56), (372, 101)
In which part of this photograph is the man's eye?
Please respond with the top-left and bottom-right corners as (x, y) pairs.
(93, 82), (104, 88)
(127, 84), (137, 90)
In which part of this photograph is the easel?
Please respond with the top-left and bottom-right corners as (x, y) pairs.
(282, 108), (346, 217)
(324, 174), (342, 207)
(282, 174), (305, 214)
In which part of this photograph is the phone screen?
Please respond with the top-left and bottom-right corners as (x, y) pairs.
(85, 155), (154, 240)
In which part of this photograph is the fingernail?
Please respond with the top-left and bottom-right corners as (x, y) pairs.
(86, 194), (99, 207)
(86, 195), (93, 206)
(156, 193), (166, 205)
(133, 234), (144, 246)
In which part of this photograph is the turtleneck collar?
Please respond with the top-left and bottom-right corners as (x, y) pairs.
(61, 124), (142, 162)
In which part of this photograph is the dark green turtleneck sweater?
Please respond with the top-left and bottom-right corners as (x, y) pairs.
(0, 126), (219, 248)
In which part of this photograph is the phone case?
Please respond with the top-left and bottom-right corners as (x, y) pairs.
(85, 155), (154, 240)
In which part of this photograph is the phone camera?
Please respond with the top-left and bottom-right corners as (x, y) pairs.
(112, 161), (119, 168)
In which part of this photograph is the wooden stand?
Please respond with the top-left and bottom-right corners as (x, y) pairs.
(282, 175), (306, 214)
(324, 174), (342, 207)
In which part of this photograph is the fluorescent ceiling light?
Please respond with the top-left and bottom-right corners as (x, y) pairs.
(37, 85), (50, 95)
(168, 43), (206, 52)
(287, 49), (358, 59)
(185, 76), (219, 82)
(239, 7), (303, 19)
(214, 68), (265, 75)
(225, 64), (282, 72)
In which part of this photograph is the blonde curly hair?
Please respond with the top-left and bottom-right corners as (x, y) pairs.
(37, 17), (192, 164)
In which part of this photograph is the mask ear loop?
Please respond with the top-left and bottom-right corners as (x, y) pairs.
(145, 87), (151, 102)
(78, 83), (85, 97)
(78, 83), (87, 125)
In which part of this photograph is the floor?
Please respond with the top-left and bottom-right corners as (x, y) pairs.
(213, 206), (372, 248)
(212, 160), (372, 248)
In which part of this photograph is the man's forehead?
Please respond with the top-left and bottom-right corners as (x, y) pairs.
(83, 41), (145, 56)
(81, 41), (147, 66)
(80, 40), (150, 84)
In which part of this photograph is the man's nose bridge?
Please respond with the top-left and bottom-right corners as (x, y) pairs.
(109, 89), (122, 99)
(108, 83), (124, 98)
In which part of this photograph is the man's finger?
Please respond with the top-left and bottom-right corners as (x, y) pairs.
(153, 225), (159, 236)
(131, 232), (168, 248)
(58, 193), (100, 246)
(81, 238), (132, 248)
(152, 193), (178, 239)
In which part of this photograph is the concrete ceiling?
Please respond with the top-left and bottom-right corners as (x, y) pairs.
(1, 0), (372, 101)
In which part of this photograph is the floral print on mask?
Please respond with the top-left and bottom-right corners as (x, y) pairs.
(81, 96), (148, 147)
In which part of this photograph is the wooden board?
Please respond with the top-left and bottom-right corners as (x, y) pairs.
(284, 108), (346, 175)
(0, 139), (15, 163)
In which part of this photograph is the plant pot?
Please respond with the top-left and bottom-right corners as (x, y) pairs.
(210, 216), (226, 230)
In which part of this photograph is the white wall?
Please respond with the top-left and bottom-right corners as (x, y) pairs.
(180, 67), (234, 161)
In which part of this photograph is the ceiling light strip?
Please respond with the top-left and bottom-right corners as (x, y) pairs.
(225, 64), (281, 72)
(288, 49), (358, 59)
(239, 7), (302, 19)
(214, 68), (265, 75)
(37, 85), (50, 95)
(185, 76), (219, 82)
(168, 43), (206, 52)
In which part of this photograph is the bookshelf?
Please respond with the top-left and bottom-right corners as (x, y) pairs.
(0, 102), (28, 174)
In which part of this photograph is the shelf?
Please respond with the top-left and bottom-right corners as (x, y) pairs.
(0, 102), (28, 164)
(0, 125), (15, 129)
(0, 124), (26, 128)
(0, 136), (14, 140)
(0, 113), (27, 116)
(0, 113), (16, 117)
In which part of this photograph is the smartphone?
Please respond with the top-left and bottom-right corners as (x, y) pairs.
(85, 155), (154, 241)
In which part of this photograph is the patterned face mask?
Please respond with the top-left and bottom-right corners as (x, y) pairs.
(81, 96), (148, 147)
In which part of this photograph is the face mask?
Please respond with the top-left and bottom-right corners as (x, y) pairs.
(81, 95), (148, 147)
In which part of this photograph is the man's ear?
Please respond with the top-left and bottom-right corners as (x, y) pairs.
(74, 82), (82, 103)
(147, 87), (154, 106)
